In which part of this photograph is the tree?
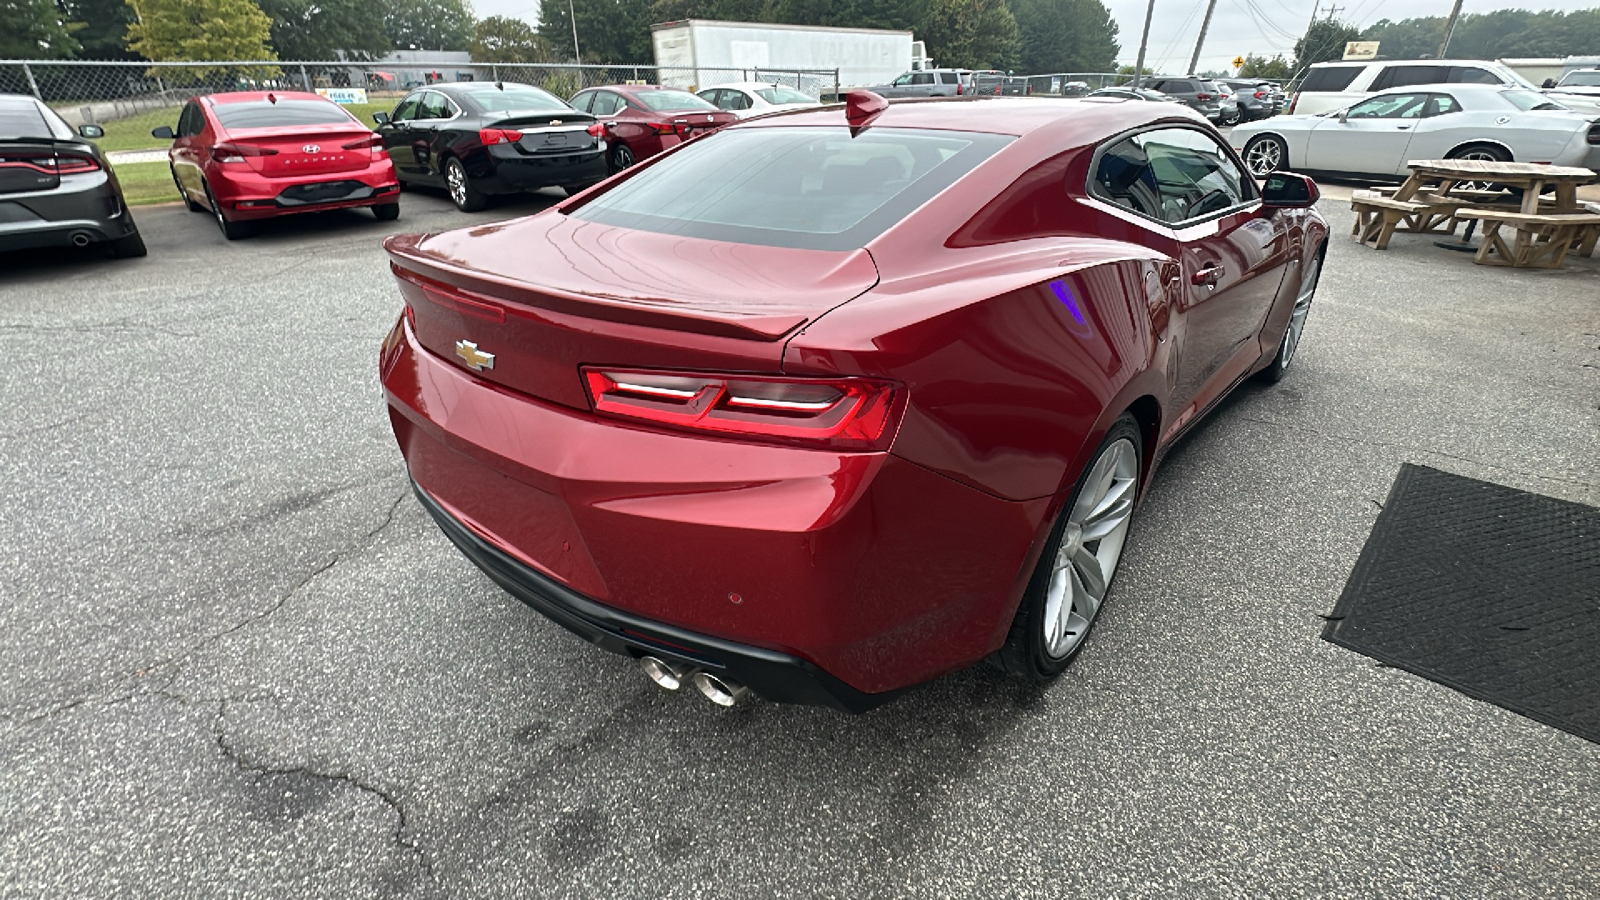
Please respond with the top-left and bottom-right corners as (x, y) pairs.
(61, 0), (137, 59)
(473, 16), (551, 63)
(1238, 53), (1292, 80)
(1011, 0), (1118, 75)
(255, 0), (389, 60)
(921, 0), (1019, 71)
(1293, 18), (1359, 72)
(540, 0), (654, 63)
(125, 0), (277, 76)
(0, 0), (80, 58)
(385, 0), (474, 52)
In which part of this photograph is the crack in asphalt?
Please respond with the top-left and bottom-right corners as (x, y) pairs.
(1235, 414), (1600, 493)
(212, 697), (437, 885)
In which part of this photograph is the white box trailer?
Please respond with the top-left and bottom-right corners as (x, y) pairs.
(650, 20), (913, 95)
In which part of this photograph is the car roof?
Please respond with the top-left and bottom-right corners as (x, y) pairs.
(741, 95), (1203, 138)
(698, 82), (799, 92)
(588, 84), (696, 95)
(203, 91), (327, 105)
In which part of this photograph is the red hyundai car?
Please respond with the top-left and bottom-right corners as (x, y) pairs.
(379, 93), (1327, 711)
(567, 84), (738, 172)
(155, 91), (399, 239)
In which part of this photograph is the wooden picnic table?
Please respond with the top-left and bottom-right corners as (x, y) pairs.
(1350, 159), (1600, 266)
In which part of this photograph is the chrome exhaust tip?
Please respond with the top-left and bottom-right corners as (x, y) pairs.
(69, 231), (93, 247)
(692, 671), (750, 707)
(639, 655), (695, 691)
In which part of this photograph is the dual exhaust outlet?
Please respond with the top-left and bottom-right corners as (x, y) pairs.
(639, 656), (750, 707)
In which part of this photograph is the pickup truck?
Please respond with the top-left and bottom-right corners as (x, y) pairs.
(864, 69), (973, 98)
(971, 70), (1031, 96)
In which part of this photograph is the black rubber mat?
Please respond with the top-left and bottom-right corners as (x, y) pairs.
(1323, 464), (1600, 744)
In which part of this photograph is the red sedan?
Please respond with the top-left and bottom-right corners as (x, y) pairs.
(379, 93), (1328, 711)
(154, 91), (399, 239)
(568, 84), (738, 172)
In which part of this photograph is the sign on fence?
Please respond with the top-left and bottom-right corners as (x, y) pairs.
(315, 87), (368, 104)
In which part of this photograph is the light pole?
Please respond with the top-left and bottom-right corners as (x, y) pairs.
(1132, 0), (1156, 88)
(569, 0), (582, 62)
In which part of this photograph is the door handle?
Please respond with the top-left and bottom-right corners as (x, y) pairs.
(1396, 124), (1412, 130)
(1191, 264), (1225, 286)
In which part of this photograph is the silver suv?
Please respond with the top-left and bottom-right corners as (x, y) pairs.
(1143, 77), (1236, 123)
(869, 69), (974, 98)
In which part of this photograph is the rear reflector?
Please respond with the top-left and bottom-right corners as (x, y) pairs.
(480, 128), (524, 144)
(582, 367), (902, 451)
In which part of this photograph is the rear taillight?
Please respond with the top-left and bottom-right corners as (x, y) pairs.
(54, 153), (99, 174)
(956, 83), (964, 95)
(1025, 84), (1032, 95)
(211, 142), (277, 164)
(0, 151), (100, 175)
(586, 123), (604, 137)
(645, 121), (687, 135)
(1287, 93), (1299, 114)
(1254, 90), (1266, 99)
(582, 367), (902, 451)
(479, 128), (524, 145)
(1587, 123), (1600, 145)
(1196, 92), (1213, 101)
(342, 134), (387, 159)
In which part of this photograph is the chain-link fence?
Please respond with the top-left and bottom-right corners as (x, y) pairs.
(1021, 73), (1134, 96)
(0, 60), (842, 127)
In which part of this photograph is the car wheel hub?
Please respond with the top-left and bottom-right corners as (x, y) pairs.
(447, 164), (466, 204)
(1246, 141), (1280, 177)
(1042, 437), (1138, 660)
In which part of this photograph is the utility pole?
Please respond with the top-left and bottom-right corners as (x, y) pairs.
(1436, 0), (1465, 58)
(569, 0), (582, 63)
(1187, 0), (1220, 75)
(1132, 0), (1157, 89)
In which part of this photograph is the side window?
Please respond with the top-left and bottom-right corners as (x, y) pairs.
(416, 92), (451, 119)
(178, 102), (202, 136)
(1348, 92), (1428, 119)
(390, 95), (421, 122)
(1092, 128), (1252, 226)
(590, 92), (622, 116)
(893, 73), (914, 86)
(911, 73), (935, 85)
(1448, 66), (1502, 85)
(939, 73), (958, 84)
(728, 91), (751, 110)
(1424, 93), (1462, 116)
(569, 92), (594, 113)
(1373, 65), (1447, 91)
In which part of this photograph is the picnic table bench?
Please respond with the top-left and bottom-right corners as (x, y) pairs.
(1451, 209), (1600, 268)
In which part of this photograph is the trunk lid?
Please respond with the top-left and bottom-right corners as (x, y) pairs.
(384, 212), (879, 410)
(0, 140), (63, 194)
(225, 124), (379, 177)
(486, 110), (601, 154)
(665, 108), (739, 137)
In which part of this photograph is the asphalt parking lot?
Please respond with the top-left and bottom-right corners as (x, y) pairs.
(2, 183), (1598, 899)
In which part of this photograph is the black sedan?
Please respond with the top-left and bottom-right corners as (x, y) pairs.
(373, 82), (609, 212)
(0, 93), (145, 258)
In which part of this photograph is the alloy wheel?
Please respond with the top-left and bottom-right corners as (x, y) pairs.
(1041, 437), (1139, 660)
(613, 145), (634, 171)
(1280, 254), (1320, 368)
(1245, 139), (1282, 178)
(446, 161), (468, 207)
(1452, 149), (1505, 192)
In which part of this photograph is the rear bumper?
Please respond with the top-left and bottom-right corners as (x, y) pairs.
(211, 160), (399, 220)
(412, 480), (896, 712)
(380, 313), (1050, 704)
(0, 173), (136, 251)
(475, 147), (609, 193)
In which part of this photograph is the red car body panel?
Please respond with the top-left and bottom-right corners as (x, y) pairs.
(379, 97), (1328, 704)
(168, 91), (399, 222)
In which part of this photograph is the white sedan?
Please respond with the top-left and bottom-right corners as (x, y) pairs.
(1231, 84), (1600, 179)
(695, 82), (822, 119)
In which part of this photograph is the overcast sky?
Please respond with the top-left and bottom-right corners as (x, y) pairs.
(468, 0), (1596, 72)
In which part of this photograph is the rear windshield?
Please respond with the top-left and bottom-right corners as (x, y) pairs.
(569, 125), (1013, 251)
(1560, 71), (1600, 87)
(634, 90), (716, 112)
(459, 85), (567, 111)
(755, 86), (814, 104)
(1299, 66), (1363, 92)
(213, 100), (357, 129)
(0, 97), (54, 139)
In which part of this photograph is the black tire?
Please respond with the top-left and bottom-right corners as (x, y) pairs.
(1243, 134), (1288, 179)
(172, 166), (202, 212)
(372, 202), (400, 221)
(107, 230), (147, 258)
(205, 184), (251, 240)
(1222, 109), (1241, 126)
(610, 144), (635, 174)
(1257, 243), (1323, 383)
(443, 157), (487, 212)
(998, 414), (1143, 682)
(1445, 144), (1511, 192)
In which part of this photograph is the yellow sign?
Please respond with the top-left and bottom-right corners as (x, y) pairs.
(1232, 56), (1245, 68)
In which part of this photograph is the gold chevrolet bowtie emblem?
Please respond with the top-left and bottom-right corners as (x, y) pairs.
(454, 340), (495, 371)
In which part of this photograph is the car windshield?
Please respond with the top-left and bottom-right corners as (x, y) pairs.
(1501, 89), (1568, 111)
(634, 90), (717, 112)
(755, 86), (815, 104)
(569, 126), (1012, 251)
(1558, 71), (1600, 87)
(460, 85), (566, 111)
(214, 100), (357, 129)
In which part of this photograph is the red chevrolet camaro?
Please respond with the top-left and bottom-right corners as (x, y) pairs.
(156, 91), (399, 239)
(379, 93), (1328, 711)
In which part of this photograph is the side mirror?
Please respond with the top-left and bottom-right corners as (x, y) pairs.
(1338, 109), (1349, 123)
(151, 125), (175, 139)
(77, 123), (104, 139)
(1261, 172), (1320, 209)
(372, 111), (390, 125)
(1542, 78), (1556, 89)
